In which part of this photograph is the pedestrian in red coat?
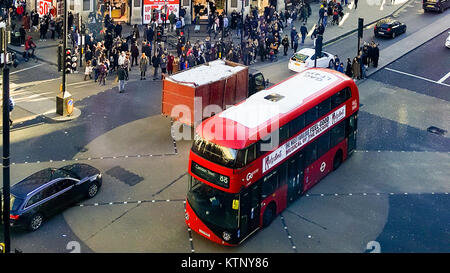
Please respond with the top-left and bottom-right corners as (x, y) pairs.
(167, 54), (174, 75)
(22, 12), (30, 31)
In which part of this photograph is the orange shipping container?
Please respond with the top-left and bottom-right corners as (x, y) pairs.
(162, 60), (249, 127)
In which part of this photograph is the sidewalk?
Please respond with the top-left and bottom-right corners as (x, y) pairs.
(2, 0), (415, 128)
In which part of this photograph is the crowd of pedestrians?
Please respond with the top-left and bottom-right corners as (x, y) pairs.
(2, 0), (383, 93)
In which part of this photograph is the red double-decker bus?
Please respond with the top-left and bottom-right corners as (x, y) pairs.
(185, 68), (359, 245)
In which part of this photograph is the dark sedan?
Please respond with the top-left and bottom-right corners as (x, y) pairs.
(374, 19), (407, 39)
(4, 163), (102, 231)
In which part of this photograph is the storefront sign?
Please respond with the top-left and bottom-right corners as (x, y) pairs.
(38, 0), (52, 17)
(143, 0), (180, 24)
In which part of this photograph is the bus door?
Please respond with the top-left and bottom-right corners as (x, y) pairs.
(287, 153), (304, 205)
(346, 112), (358, 156)
(238, 182), (261, 241)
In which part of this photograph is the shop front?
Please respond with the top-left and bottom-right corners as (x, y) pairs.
(190, 0), (248, 21)
(142, 0), (180, 24)
(101, 0), (131, 22)
(251, 0), (269, 15)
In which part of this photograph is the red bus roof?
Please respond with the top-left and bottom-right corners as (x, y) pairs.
(196, 68), (356, 150)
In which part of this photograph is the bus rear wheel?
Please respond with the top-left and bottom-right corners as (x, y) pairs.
(333, 150), (343, 171)
(262, 203), (276, 228)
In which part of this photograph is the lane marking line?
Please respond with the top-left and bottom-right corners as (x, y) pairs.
(10, 63), (44, 75)
(385, 67), (450, 87)
(437, 71), (450, 84)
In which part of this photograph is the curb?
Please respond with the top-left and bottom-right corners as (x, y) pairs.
(43, 107), (82, 122)
(357, 25), (450, 85)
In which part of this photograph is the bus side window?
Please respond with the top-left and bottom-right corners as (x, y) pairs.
(332, 89), (347, 109)
(318, 98), (331, 118)
(262, 171), (278, 198)
(304, 140), (317, 167)
(331, 122), (345, 147)
(317, 131), (330, 158)
(305, 107), (318, 127)
(345, 87), (352, 100)
(279, 162), (288, 185)
(279, 125), (289, 144)
(289, 114), (305, 137)
(235, 149), (246, 168)
(246, 144), (256, 164)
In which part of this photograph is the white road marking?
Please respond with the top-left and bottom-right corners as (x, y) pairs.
(437, 71), (450, 84)
(339, 13), (350, 27)
(10, 63), (44, 75)
(380, 0), (386, 10)
(385, 67), (450, 87)
(307, 24), (317, 37)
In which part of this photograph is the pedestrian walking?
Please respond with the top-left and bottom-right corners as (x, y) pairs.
(167, 53), (174, 75)
(290, 27), (297, 49)
(351, 57), (360, 80)
(152, 53), (160, 80)
(293, 34), (299, 53)
(372, 42), (379, 67)
(160, 54), (167, 79)
(300, 23), (307, 44)
(84, 60), (93, 81)
(139, 53), (148, 81)
(131, 42), (139, 67)
(345, 58), (353, 78)
(118, 66), (126, 93)
(281, 35), (289, 56)
(98, 62), (107, 85)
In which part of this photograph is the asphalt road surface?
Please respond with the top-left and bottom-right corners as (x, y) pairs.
(1, 0), (449, 253)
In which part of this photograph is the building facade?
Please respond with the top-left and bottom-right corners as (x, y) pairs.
(23, 0), (286, 26)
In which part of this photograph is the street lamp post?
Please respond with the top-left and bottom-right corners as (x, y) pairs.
(1, 7), (12, 254)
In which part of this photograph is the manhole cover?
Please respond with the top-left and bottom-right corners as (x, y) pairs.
(106, 166), (144, 186)
(427, 126), (447, 136)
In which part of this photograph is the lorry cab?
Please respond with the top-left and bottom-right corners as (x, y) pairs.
(248, 70), (268, 96)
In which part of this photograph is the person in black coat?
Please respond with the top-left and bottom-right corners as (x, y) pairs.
(345, 58), (353, 78)
(114, 22), (122, 38)
(371, 42), (379, 68)
(131, 42), (139, 66)
(152, 54), (160, 80)
(146, 25), (154, 43)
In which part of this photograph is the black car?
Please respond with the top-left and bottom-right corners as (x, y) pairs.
(374, 19), (407, 39)
(423, 0), (450, 13)
(4, 163), (102, 231)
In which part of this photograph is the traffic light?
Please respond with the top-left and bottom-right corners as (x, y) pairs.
(358, 18), (364, 39)
(156, 26), (163, 42)
(71, 53), (78, 72)
(315, 35), (323, 59)
(65, 49), (72, 74)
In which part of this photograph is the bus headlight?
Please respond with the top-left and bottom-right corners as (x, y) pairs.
(222, 231), (231, 241)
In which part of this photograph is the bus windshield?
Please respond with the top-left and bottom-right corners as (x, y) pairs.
(187, 176), (239, 230)
(192, 135), (239, 168)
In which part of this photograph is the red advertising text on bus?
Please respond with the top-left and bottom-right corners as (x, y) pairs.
(185, 68), (359, 245)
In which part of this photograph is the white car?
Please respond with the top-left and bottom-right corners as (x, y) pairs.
(288, 48), (336, 72)
(446, 32), (450, 48)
